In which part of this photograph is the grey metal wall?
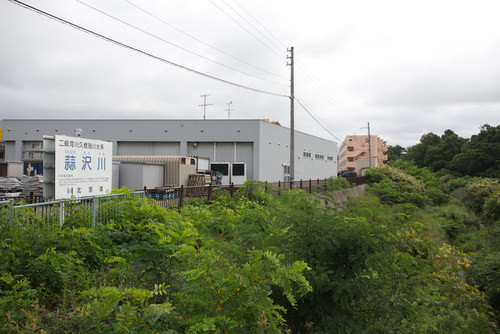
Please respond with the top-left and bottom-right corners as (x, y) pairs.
(1, 119), (337, 182)
(186, 141), (254, 180)
(117, 142), (180, 156)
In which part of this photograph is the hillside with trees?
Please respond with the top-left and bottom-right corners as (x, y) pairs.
(402, 124), (500, 177)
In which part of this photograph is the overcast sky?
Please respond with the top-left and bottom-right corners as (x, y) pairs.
(1, 0), (499, 147)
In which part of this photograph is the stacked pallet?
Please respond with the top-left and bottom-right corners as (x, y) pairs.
(186, 174), (211, 197)
(0, 177), (21, 192)
(20, 176), (43, 197)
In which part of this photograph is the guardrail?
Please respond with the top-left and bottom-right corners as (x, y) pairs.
(143, 177), (367, 208)
(0, 192), (144, 231)
(1, 177), (368, 230)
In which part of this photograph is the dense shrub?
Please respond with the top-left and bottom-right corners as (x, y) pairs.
(0, 180), (497, 333)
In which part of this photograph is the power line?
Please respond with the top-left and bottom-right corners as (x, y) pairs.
(222, 1), (355, 137)
(296, 93), (344, 138)
(209, 0), (286, 62)
(231, 0), (288, 50)
(295, 97), (343, 142)
(219, 0), (284, 54)
(222, 0), (365, 128)
(7, 0), (289, 98)
(295, 60), (365, 124)
(75, 0), (286, 87)
(126, 0), (288, 81)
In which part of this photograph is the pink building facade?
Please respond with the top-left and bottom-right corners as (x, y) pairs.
(338, 135), (387, 174)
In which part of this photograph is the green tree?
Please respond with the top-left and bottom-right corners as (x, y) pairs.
(385, 144), (406, 161)
(449, 124), (500, 177)
(405, 132), (440, 168)
(424, 130), (467, 172)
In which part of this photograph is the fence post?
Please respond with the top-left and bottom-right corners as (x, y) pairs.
(230, 183), (234, 197)
(324, 178), (327, 192)
(278, 180), (281, 196)
(8, 199), (14, 227)
(300, 179), (303, 190)
(59, 201), (65, 228)
(91, 197), (97, 228)
(309, 179), (312, 193)
(207, 184), (212, 202)
(29, 192), (34, 204)
(179, 185), (184, 209)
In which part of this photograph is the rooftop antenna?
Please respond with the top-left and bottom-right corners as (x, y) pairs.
(199, 94), (212, 120)
(226, 101), (233, 119)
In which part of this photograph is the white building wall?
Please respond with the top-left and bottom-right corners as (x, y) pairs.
(258, 122), (291, 181)
(258, 121), (337, 181)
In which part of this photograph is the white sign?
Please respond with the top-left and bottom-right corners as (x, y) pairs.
(55, 135), (112, 199)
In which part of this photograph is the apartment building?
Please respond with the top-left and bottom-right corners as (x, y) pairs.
(338, 135), (387, 175)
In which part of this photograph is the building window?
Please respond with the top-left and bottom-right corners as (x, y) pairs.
(327, 156), (334, 161)
(348, 157), (354, 162)
(32, 143), (43, 150)
(347, 147), (354, 152)
(303, 151), (311, 158)
(283, 164), (290, 182)
(315, 154), (324, 160)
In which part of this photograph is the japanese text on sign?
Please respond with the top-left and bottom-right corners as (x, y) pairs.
(55, 135), (112, 200)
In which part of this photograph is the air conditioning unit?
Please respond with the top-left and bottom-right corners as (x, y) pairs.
(231, 162), (246, 185)
(210, 162), (230, 185)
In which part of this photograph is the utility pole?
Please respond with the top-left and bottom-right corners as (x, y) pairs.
(287, 47), (295, 187)
(199, 94), (212, 120)
(225, 101), (233, 119)
(367, 122), (372, 168)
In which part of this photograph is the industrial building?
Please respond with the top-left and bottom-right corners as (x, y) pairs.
(0, 119), (338, 185)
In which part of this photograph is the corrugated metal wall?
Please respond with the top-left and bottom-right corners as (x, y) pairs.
(117, 142), (180, 156)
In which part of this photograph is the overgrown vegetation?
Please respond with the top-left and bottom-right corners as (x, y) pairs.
(0, 169), (498, 332)
(402, 124), (500, 177)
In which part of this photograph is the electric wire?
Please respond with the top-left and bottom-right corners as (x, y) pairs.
(295, 93), (345, 139)
(7, 0), (289, 98)
(231, 0), (288, 50)
(295, 96), (343, 142)
(219, 0), (284, 55)
(75, 0), (286, 87)
(126, 0), (288, 81)
(225, 0), (363, 133)
(295, 60), (365, 124)
(209, 0), (287, 62)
